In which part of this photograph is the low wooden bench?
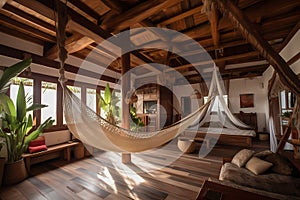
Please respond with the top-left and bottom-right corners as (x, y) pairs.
(22, 141), (80, 173)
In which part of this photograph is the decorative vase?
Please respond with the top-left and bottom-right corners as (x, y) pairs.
(3, 159), (28, 186)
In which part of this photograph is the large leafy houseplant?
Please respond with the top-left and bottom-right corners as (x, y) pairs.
(98, 83), (120, 125)
(0, 82), (54, 163)
(0, 58), (33, 153)
(98, 83), (144, 130)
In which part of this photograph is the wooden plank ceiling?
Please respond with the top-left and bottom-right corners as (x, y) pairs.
(0, 0), (299, 86)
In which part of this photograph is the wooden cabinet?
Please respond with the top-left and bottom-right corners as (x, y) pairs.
(135, 84), (173, 130)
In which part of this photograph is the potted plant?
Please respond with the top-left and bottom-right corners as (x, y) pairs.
(0, 59), (54, 185)
(0, 82), (54, 185)
(0, 58), (33, 187)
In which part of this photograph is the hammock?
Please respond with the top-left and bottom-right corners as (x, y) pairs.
(54, 1), (250, 153)
(62, 81), (212, 152)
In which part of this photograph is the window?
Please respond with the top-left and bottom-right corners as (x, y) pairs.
(204, 95), (228, 112)
(279, 90), (294, 126)
(67, 85), (81, 99)
(100, 90), (106, 118)
(86, 88), (97, 112)
(10, 78), (34, 117)
(41, 81), (57, 125)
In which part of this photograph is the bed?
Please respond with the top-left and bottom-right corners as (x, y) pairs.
(183, 127), (256, 147)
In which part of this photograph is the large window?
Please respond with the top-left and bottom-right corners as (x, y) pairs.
(10, 78), (34, 117)
(41, 81), (57, 125)
(280, 90), (295, 126)
(67, 85), (81, 99)
(86, 88), (97, 112)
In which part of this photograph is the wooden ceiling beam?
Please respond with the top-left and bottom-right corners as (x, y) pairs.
(45, 33), (94, 59)
(243, 0), (300, 20)
(158, 6), (203, 27)
(0, 14), (56, 42)
(12, 0), (54, 21)
(277, 20), (300, 52)
(169, 51), (260, 72)
(67, 0), (101, 21)
(287, 52), (300, 66)
(214, 0), (300, 95)
(3, 4), (55, 33)
(0, 25), (44, 45)
(101, 0), (182, 33)
(0, 44), (117, 83)
(0, 0), (8, 8)
(210, 4), (220, 47)
(100, 0), (124, 14)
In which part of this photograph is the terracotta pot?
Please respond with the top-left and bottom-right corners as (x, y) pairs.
(3, 159), (28, 186)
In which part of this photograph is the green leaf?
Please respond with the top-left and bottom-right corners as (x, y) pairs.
(0, 58), (32, 92)
(0, 94), (16, 117)
(27, 103), (48, 112)
(26, 114), (33, 134)
(104, 83), (111, 104)
(24, 117), (54, 147)
(16, 82), (26, 122)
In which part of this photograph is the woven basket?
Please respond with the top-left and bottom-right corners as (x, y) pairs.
(177, 138), (196, 153)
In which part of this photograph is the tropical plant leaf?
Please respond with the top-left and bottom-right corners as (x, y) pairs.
(104, 83), (111, 104)
(27, 103), (48, 112)
(0, 58), (31, 92)
(24, 117), (54, 147)
(26, 114), (33, 134)
(0, 94), (16, 117)
(16, 82), (26, 122)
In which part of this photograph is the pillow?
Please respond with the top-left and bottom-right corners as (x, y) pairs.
(254, 150), (273, 159)
(29, 136), (46, 147)
(245, 157), (273, 175)
(231, 149), (255, 167)
(29, 144), (47, 153)
(264, 153), (298, 176)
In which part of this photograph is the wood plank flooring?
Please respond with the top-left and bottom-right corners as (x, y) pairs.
(0, 140), (269, 200)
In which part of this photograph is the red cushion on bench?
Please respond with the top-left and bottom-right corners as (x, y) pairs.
(29, 136), (46, 147)
(29, 144), (47, 153)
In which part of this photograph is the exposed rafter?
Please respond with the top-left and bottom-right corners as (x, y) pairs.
(101, 0), (182, 33)
(214, 0), (300, 95)
(0, 44), (117, 84)
(158, 6), (203, 27)
(0, 0), (9, 8)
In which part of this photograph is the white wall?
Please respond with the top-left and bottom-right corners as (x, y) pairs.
(228, 76), (267, 132)
(173, 83), (202, 115)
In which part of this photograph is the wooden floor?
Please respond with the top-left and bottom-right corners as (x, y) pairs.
(0, 139), (270, 200)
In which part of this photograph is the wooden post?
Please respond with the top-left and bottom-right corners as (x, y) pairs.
(121, 29), (131, 163)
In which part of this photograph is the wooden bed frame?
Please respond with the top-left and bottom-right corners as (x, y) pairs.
(183, 130), (253, 147)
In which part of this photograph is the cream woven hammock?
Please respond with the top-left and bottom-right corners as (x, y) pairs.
(61, 81), (212, 152)
(54, 1), (249, 153)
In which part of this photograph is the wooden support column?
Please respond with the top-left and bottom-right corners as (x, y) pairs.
(121, 30), (131, 164)
(34, 79), (42, 126)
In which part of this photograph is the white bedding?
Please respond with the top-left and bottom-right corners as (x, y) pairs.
(187, 127), (256, 137)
